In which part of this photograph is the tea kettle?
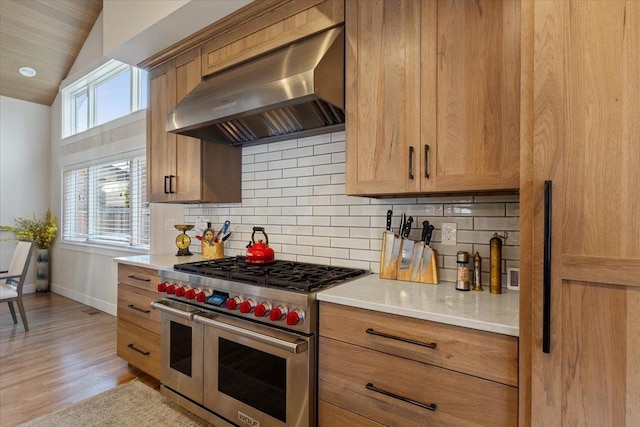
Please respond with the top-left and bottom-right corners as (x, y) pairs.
(246, 227), (275, 264)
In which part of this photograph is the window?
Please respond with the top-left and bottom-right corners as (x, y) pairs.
(63, 156), (149, 249)
(62, 60), (147, 137)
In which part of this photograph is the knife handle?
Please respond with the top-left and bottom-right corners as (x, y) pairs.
(421, 221), (429, 242)
(543, 180), (552, 354)
(386, 210), (393, 232)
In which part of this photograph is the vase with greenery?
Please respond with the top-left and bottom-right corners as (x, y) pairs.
(1, 210), (58, 292)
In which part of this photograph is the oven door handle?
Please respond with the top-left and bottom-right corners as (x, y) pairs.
(193, 314), (308, 354)
(151, 300), (197, 320)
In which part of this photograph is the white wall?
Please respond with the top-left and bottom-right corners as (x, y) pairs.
(0, 96), (51, 292)
(103, 0), (251, 66)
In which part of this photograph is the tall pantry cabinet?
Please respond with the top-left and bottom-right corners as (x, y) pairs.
(520, 1), (640, 425)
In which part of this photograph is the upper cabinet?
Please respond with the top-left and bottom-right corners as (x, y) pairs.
(147, 48), (241, 203)
(345, 0), (521, 196)
(201, 0), (344, 77)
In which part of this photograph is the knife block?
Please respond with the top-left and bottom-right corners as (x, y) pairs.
(396, 239), (421, 282)
(380, 232), (403, 279)
(416, 247), (439, 284)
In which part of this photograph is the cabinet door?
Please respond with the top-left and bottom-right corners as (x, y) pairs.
(528, 1), (640, 425)
(422, 0), (520, 192)
(345, 0), (421, 195)
(173, 49), (204, 202)
(147, 62), (176, 202)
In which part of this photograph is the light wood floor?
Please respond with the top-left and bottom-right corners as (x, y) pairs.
(0, 292), (159, 426)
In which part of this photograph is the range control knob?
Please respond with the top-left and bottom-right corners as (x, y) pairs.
(195, 289), (212, 303)
(286, 309), (305, 326)
(254, 302), (272, 318)
(157, 282), (167, 292)
(226, 296), (242, 310)
(165, 284), (177, 294)
(175, 286), (190, 297)
(185, 288), (197, 300)
(269, 305), (288, 322)
(239, 299), (256, 314)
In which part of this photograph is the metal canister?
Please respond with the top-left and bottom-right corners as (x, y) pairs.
(490, 233), (503, 294)
(472, 252), (483, 291)
(456, 251), (471, 291)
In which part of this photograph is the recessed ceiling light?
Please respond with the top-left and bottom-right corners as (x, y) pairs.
(19, 67), (36, 77)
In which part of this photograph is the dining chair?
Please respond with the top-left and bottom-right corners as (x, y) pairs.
(0, 241), (35, 331)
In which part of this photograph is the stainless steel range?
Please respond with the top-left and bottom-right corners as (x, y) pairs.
(151, 256), (367, 427)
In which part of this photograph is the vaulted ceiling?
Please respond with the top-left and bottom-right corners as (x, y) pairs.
(0, 0), (103, 106)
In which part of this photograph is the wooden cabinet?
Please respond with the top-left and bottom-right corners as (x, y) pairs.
(318, 303), (518, 426)
(345, 0), (520, 196)
(520, 1), (640, 425)
(201, 0), (343, 77)
(147, 47), (241, 203)
(116, 263), (162, 378)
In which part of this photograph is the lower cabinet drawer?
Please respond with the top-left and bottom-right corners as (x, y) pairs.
(319, 400), (385, 427)
(319, 337), (517, 427)
(117, 283), (161, 334)
(117, 319), (160, 379)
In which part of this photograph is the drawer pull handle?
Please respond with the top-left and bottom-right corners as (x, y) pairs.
(127, 304), (151, 314)
(365, 328), (437, 349)
(127, 343), (150, 356)
(127, 275), (151, 282)
(366, 383), (437, 412)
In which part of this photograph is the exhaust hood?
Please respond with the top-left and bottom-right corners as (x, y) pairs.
(166, 27), (345, 146)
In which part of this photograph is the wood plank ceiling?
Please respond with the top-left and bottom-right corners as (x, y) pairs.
(0, 0), (103, 106)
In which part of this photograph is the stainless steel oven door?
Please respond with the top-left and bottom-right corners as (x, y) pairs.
(195, 312), (314, 427)
(152, 299), (204, 404)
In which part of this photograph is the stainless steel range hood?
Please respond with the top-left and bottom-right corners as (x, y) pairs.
(167, 27), (344, 146)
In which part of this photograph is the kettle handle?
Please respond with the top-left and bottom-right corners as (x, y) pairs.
(251, 227), (269, 245)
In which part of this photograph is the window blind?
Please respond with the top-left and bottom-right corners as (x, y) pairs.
(63, 156), (149, 249)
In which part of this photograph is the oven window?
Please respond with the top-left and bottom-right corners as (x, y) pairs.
(218, 338), (287, 422)
(169, 321), (192, 376)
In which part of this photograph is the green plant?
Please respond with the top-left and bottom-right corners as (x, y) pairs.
(0, 210), (58, 249)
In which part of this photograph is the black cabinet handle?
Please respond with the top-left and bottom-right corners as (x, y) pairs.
(543, 180), (552, 353)
(366, 383), (437, 412)
(127, 304), (151, 314)
(424, 145), (430, 178)
(168, 175), (176, 194)
(127, 343), (150, 356)
(127, 275), (151, 282)
(366, 328), (436, 349)
(164, 176), (169, 194)
(408, 147), (415, 180)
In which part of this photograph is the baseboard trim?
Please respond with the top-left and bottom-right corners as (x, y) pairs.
(50, 283), (117, 316)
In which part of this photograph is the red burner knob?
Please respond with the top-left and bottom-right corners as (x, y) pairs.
(157, 282), (167, 292)
(185, 288), (196, 300)
(195, 289), (212, 302)
(254, 302), (271, 318)
(165, 284), (177, 294)
(239, 299), (256, 314)
(174, 286), (188, 297)
(269, 306), (288, 321)
(226, 296), (242, 310)
(286, 309), (304, 326)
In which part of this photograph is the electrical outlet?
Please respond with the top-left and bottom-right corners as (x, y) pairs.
(164, 218), (177, 231)
(441, 222), (457, 245)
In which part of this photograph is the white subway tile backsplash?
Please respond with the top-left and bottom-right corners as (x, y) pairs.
(184, 131), (519, 285)
(298, 154), (331, 167)
(255, 151), (282, 163)
(282, 146), (314, 159)
(313, 205), (349, 216)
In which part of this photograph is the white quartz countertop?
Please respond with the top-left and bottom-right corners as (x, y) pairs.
(317, 274), (519, 337)
(114, 253), (205, 269)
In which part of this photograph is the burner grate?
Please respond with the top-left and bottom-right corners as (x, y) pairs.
(173, 257), (366, 292)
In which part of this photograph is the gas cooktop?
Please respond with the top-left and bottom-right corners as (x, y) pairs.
(173, 257), (367, 292)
